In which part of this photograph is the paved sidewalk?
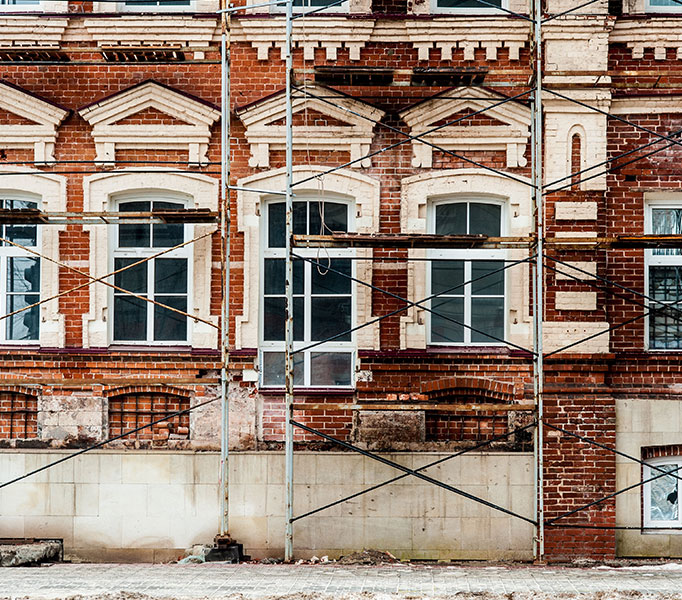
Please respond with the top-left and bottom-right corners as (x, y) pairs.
(4, 563), (682, 599)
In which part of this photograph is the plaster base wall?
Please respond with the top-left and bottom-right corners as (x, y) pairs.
(0, 450), (534, 562)
(616, 398), (682, 557)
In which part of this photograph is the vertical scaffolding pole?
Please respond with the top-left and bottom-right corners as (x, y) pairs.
(531, 0), (545, 562)
(219, 0), (231, 537)
(284, 0), (295, 563)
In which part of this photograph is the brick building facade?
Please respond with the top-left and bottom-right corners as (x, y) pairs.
(1, 0), (682, 562)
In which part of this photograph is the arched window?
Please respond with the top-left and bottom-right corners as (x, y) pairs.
(428, 198), (506, 345)
(111, 194), (191, 344)
(0, 194), (40, 342)
(571, 133), (582, 190)
(260, 196), (354, 387)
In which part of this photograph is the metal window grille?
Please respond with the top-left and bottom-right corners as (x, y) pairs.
(0, 392), (38, 439)
(108, 393), (190, 443)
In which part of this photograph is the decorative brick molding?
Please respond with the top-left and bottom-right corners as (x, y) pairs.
(400, 169), (533, 350)
(83, 16), (216, 59)
(78, 81), (220, 166)
(103, 384), (191, 398)
(399, 87), (531, 169)
(611, 19), (682, 61)
(0, 15), (68, 49)
(235, 165), (380, 351)
(543, 90), (611, 192)
(401, 19), (528, 62)
(232, 18), (375, 61)
(0, 167), (66, 348)
(82, 169), (218, 349)
(0, 81), (69, 164)
(421, 376), (518, 402)
(236, 84), (385, 168)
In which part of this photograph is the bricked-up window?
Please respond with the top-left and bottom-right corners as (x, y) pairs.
(428, 199), (506, 345)
(1, 197), (40, 342)
(643, 456), (682, 528)
(647, 204), (682, 349)
(112, 196), (189, 343)
(108, 392), (190, 442)
(426, 412), (507, 442)
(647, 0), (682, 12)
(433, 0), (504, 12)
(260, 198), (354, 388)
(0, 392), (38, 439)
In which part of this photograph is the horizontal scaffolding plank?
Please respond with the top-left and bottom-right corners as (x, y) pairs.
(294, 234), (682, 250)
(0, 209), (219, 225)
(293, 233), (533, 249)
(292, 402), (535, 412)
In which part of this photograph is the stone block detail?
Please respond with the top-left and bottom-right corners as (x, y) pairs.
(555, 292), (598, 312)
(554, 201), (598, 221)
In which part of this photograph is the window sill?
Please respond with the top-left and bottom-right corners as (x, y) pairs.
(259, 387), (355, 396)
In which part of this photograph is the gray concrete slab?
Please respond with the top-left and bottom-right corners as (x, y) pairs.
(3, 563), (682, 599)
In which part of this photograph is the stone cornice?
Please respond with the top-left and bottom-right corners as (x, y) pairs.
(611, 19), (682, 60)
(0, 16), (68, 49)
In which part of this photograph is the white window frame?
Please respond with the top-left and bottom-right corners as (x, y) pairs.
(108, 192), (193, 346)
(0, 193), (41, 345)
(271, 0), (349, 13)
(426, 197), (508, 347)
(645, 198), (682, 351)
(259, 195), (356, 389)
(431, 0), (508, 14)
(646, 0), (682, 13)
(643, 456), (682, 530)
(120, 0), (195, 12)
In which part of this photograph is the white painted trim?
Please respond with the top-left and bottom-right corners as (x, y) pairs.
(82, 169), (218, 349)
(79, 81), (219, 166)
(399, 87), (530, 170)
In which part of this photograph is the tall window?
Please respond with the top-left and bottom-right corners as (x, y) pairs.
(648, 205), (682, 350)
(112, 197), (190, 344)
(643, 457), (682, 528)
(428, 200), (505, 345)
(1, 197), (40, 343)
(261, 198), (354, 388)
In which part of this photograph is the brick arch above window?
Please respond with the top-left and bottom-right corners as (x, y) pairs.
(103, 384), (191, 399)
(421, 376), (519, 403)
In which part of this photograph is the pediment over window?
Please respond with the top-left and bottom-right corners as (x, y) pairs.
(0, 81), (69, 164)
(78, 80), (220, 165)
(399, 87), (531, 169)
(236, 84), (385, 168)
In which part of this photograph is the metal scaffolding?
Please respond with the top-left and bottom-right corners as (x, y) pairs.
(3, 0), (682, 565)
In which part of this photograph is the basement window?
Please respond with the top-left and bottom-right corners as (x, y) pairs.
(643, 456), (682, 529)
(0, 391), (38, 440)
(647, 0), (682, 12)
(432, 0), (506, 13)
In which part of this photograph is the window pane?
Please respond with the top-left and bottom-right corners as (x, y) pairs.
(152, 201), (184, 248)
(267, 202), (308, 248)
(649, 464), (679, 522)
(154, 296), (187, 341)
(264, 259), (304, 295)
(114, 296), (147, 341)
(652, 208), (682, 256)
(7, 257), (39, 293)
(114, 258), (148, 294)
(119, 201), (151, 248)
(311, 259), (351, 294)
(311, 297), (351, 341)
(435, 203), (467, 235)
(310, 352), (352, 386)
(432, 260), (464, 296)
(431, 297), (464, 343)
(471, 261), (505, 295)
(6, 294), (39, 341)
(309, 201), (348, 235)
(471, 297), (505, 343)
(4, 199), (38, 247)
(470, 203), (501, 236)
(155, 258), (187, 294)
(649, 266), (682, 349)
(649, 0), (682, 6)
(437, 0), (502, 6)
(261, 352), (304, 386)
(263, 297), (304, 341)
